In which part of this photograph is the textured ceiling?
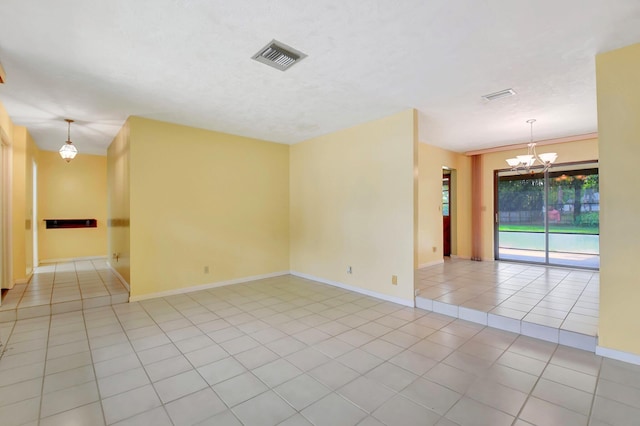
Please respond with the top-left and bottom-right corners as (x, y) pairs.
(0, 0), (639, 155)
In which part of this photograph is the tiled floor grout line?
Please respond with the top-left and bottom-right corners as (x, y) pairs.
(474, 324), (593, 422)
(435, 325), (489, 423)
(181, 284), (337, 423)
(586, 355), (605, 425)
(447, 322), (550, 422)
(36, 306), (53, 425)
(178, 284), (412, 424)
(144, 294), (255, 419)
(556, 273), (594, 330)
(105, 303), (175, 425)
(343, 307), (476, 422)
(524, 274), (576, 326)
(6, 261), (638, 426)
(417, 260), (599, 335)
(413, 301), (604, 423)
(508, 342), (562, 425)
(12, 276), (34, 312)
(35, 308), (97, 422)
(211, 304), (310, 423)
(180, 288), (299, 422)
(75, 262), (85, 301)
(296, 303), (420, 421)
(94, 259), (116, 300)
(0, 318), (16, 361)
(80, 304), (114, 426)
(0, 259), (129, 317)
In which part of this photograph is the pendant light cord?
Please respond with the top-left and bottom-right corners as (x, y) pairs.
(527, 118), (536, 145)
(65, 118), (74, 144)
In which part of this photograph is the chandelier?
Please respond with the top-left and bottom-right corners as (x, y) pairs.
(59, 118), (78, 163)
(506, 119), (557, 172)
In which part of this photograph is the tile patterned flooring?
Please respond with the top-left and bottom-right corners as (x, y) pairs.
(0, 260), (129, 322)
(415, 259), (599, 351)
(1, 264), (637, 426)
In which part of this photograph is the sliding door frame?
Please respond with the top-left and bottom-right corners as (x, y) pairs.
(494, 159), (599, 269)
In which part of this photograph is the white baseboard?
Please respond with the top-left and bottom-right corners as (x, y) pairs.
(106, 262), (131, 292)
(596, 345), (640, 366)
(450, 255), (471, 260)
(15, 271), (33, 285)
(129, 271), (290, 302)
(39, 255), (108, 265)
(418, 259), (444, 270)
(290, 271), (414, 308)
(1, 282), (15, 290)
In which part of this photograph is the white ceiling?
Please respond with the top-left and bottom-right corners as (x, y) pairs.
(0, 0), (639, 155)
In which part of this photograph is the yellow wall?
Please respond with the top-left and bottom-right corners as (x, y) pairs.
(478, 138), (599, 260)
(596, 42), (640, 356)
(11, 126), (38, 282)
(25, 130), (36, 277)
(126, 117), (289, 299)
(107, 121), (130, 284)
(12, 127), (26, 281)
(417, 143), (472, 266)
(38, 151), (108, 261)
(0, 100), (13, 289)
(0, 101), (12, 145)
(290, 110), (417, 304)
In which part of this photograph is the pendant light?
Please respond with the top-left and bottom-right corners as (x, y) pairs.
(59, 118), (78, 163)
(506, 119), (557, 172)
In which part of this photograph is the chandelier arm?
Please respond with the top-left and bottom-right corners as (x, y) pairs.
(531, 143), (542, 164)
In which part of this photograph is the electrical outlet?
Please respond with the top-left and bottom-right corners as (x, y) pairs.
(204, 266), (209, 274)
(432, 246), (437, 253)
(347, 266), (352, 274)
(391, 275), (398, 285)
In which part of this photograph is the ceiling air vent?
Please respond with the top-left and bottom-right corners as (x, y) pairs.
(482, 88), (516, 101)
(252, 40), (307, 71)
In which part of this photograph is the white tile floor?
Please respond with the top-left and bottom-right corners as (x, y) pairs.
(0, 270), (637, 426)
(415, 259), (599, 351)
(0, 260), (129, 322)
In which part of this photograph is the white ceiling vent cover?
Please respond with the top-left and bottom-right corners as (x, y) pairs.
(482, 88), (516, 101)
(252, 40), (307, 71)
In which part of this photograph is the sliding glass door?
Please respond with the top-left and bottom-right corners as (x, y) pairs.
(495, 162), (599, 269)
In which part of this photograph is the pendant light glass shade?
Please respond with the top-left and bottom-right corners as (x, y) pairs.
(59, 142), (78, 162)
(59, 119), (78, 162)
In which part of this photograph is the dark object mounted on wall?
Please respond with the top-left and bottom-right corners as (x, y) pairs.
(44, 219), (97, 229)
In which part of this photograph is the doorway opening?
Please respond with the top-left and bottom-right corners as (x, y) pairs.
(32, 160), (38, 269)
(442, 170), (451, 257)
